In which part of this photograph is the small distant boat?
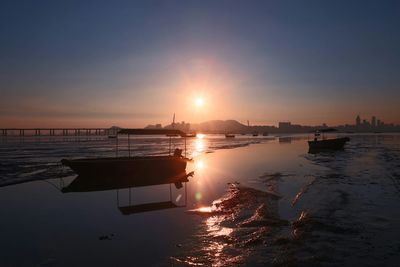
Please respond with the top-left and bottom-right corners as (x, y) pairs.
(262, 132), (269, 136)
(184, 132), (197, 138)
(252, 132), (258, 136)
(225, 134), (235, 138)
(308, 129), (350, 152)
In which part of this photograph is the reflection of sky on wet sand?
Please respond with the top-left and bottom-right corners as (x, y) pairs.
(171, 138), (319, 266)
(187, 137), (314, 210)
(173, 134), (400, 266)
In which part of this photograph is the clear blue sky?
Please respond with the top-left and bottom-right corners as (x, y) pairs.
(1, 0), (399, 127)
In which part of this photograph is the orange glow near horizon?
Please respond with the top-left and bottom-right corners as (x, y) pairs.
(2, 54), (400, 128)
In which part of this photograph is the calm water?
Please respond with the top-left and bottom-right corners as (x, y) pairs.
(0, 134), (400, 266)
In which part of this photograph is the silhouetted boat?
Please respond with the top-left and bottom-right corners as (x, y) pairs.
(252, 132), (258, 136)
(184, 132), (197, 137)
(308, 129), (350, 152)
(62, 129), (188, 177)
(308, 137), (350, 150)
(225, 133), (235, 138)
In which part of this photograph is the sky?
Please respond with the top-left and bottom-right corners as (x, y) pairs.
(1, 0), (399, 127)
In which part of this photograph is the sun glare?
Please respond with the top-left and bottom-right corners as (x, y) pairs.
(195, 97), (204, 107)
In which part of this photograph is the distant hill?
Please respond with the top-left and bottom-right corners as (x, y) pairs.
(158, 119), (384, 134)
(162, 119), (275, 134)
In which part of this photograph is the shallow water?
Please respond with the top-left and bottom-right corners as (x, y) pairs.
(1, 134), (400, 266)
(0, 135), (264, 187)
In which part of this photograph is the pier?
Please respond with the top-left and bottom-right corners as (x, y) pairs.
(0, 128), (114, 137)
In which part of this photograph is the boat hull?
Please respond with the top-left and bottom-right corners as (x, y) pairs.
(308, 137), (350, 152)
(61, 156), (187, 178)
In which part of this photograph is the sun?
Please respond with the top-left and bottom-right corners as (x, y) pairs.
(195, 97), (204, 107)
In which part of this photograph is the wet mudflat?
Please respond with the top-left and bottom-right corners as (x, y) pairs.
(172, 134), (400, 266)
(0, 134), (400, 266)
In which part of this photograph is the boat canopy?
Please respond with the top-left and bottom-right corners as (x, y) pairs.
(118, 128), (185, 136)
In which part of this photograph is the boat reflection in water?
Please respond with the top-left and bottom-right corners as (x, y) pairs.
(62, 170), (194, 214)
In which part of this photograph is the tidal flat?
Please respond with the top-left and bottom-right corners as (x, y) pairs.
(1, 134), (399, 266)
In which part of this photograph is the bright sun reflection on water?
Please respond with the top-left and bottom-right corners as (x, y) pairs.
(196, 133), (205, 139)
(195, 139), (205, 154)
(203, 206), (234, 265)
(197, 206), (213, 213)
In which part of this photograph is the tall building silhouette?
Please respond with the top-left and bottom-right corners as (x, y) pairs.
(371, 116), (376, 127)
(356, 115), (361, 127)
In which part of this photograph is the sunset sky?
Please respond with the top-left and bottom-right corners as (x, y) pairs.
(1, 0), (399, 128)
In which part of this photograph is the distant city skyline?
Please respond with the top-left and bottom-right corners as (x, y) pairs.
(1, 1), (399, 128)
(146, 113), (400, 130)
(1, 113), (399, 137)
